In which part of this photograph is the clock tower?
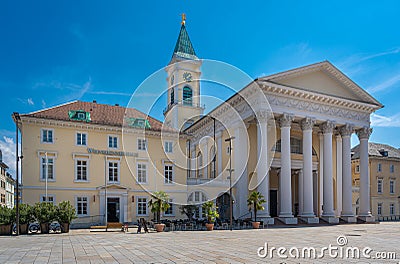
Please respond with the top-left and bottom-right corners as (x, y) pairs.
(164, 15), (203, 130)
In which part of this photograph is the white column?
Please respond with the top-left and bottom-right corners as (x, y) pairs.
(298, 169), (303, 215)
(217, 132), (223, 177)
(122, 193), (128, 223)
(257, 117), (270, 217)
(278, 114), (294, 218)
(318, 132), (324, 216)
(340, 124), (355, 217)
(321, 121), (335, 217)
(203, 140), (209, 179)
(233, 123), (249, 218)
(301, 117), (316, 217)
(336, 134), (342, 216)
(357, 127), (372, 217)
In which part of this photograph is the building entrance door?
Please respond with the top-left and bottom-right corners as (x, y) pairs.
(107, 197), (120, 222)
(216, 193), (231, 221)
(270, 190), (278, 217)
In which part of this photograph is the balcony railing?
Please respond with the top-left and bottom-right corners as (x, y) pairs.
(163, 101), (205, 115)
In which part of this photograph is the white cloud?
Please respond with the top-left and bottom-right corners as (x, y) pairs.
(0, 136), (20, 178)
(371, 113), (400, 127)
(27, 98), (34, 105)
(367, 73), (400, 94)
(41, 99), (46, 108)
(339, 47), (400, 69)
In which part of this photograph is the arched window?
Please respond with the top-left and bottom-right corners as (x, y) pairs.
(183, 119), (194, 130)
(183, 86), (193, 106)
(210, 146), (216, 178)
(188, 191), (208, 219)
(197, 152), (203, 178)
(170, 88), (174, 105)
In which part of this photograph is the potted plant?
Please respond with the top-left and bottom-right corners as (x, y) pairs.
(0, 205), (14, 235)
(33, 202), (56, 234)
(17, 204), (34, 234)
(56, 201), (77, 233)
(148, 191), (170, 232)
(202, 201), (219, 231)
(247, 191), (266, 229)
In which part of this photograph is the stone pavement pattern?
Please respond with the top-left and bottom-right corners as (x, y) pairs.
(0, 222), (399, 263)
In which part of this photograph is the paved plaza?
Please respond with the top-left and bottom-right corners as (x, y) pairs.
(0, 222), (399, 264)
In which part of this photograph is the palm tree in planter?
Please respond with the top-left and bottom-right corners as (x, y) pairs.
(247, 191), (266, 229)
(56, 201), (77, 233)
(148, 191), (170, 232)
(202, 201), (219, 231)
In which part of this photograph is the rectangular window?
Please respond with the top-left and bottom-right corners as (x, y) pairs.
(137, 163), (147, 183)
(76, 132), (87, 146)
(390, 203), (395, 215)
(138, 139), (147, 151)
(164, 199), (173, 216)
(0, 194), (5, 203)
(40, 195), (55, 204)
(377, 163), (382, 172)
(390, 164), (395, 173)
(41, 157), (54, 180)
(108, 161), (119, 182)
(41, 129), (53, 143)
(76, 160), (88, 181)
(390, 180), (395, 194)
(377, 203), (382, 215)
(355, 165), (360, 173)
(164, 165), (173, 184)
(76, 197), (88, 216)
(137, 197), (147, 215)
(108, 136), (118, 148)
(0, 181), (5, 189)
(164, 141), (173, 153)
(377, 179), (383, 194)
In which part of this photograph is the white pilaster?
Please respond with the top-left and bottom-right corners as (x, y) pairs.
(318, 132), (324, 217)
(298, 169), (303, 216)
(122, 193), (128, 223)
(336, 134), (343, 217)
(320, 121), (336, 220)
(216, 132), (223, 177)
(257, 117), (270, 218)
(301, 117), (316, 218)
(278, 114), (296, 224)
(340, 124), (357, 223)
(357, 127), (374, 222)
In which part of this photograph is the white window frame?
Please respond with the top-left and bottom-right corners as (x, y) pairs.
(74, 158), (89, 182)
(377, 163), (382, 172)
(136, 196), (148, 216)
(75, 196), (89, 216)
(108, 135), (119, 149)
(164, 164), (174, 184)
(107, 160), (120, 183)
(390, 203), (395, 215)
(377, 178), (383, 194)
(389, 179), (395, 194)
(164, 141), (173, 153)
(40, 155), (56, 182)
(164, 198), (174, 216)
(377, 203), (382, 215)
(137, 138), (147, 151)
(40, 194), (56, 204)
(41, 128), (54, 144)
(76, 132), (88, 146)
(137, 163), (147, 184)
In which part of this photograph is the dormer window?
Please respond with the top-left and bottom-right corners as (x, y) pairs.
(69, 110), (91, 122)
(125, 118), (151, 129)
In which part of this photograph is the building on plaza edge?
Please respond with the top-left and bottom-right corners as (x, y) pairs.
(14, 18), (383, 227)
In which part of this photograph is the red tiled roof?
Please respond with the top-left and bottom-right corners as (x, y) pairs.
(21, 100), (168, 131)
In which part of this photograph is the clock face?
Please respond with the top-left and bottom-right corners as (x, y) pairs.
(183, 72), (192, 82)
(170, 75), (174, 85)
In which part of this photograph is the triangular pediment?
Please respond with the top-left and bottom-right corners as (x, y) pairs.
(97, 184), (131, 191)
(260, 61), (382, 107)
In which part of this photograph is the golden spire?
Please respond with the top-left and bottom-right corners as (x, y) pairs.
(181, 13), (186, 25)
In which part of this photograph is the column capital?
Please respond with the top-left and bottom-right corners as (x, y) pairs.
(356, 127), (372, 140)
(255, 109), (273, 123)
(301, 117), (316, 131)
(320, 121), (336, 134)
(278, 113), (294, 128)
(339, 124), (354, 137)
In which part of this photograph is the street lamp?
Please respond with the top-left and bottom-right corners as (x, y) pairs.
(225, 136), (235, 231)
(13, 112), (21, 236)
(45, 152), (48, 201)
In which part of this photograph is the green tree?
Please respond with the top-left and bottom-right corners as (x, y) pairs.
(202, 201), (219, 224)
(148, 191), (170, 223)
(247, 191), (266, 222)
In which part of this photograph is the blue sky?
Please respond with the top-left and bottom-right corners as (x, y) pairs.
(1, 1), (400, 175)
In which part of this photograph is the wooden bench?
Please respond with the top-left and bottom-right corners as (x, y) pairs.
(90, 222), (124, 232)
